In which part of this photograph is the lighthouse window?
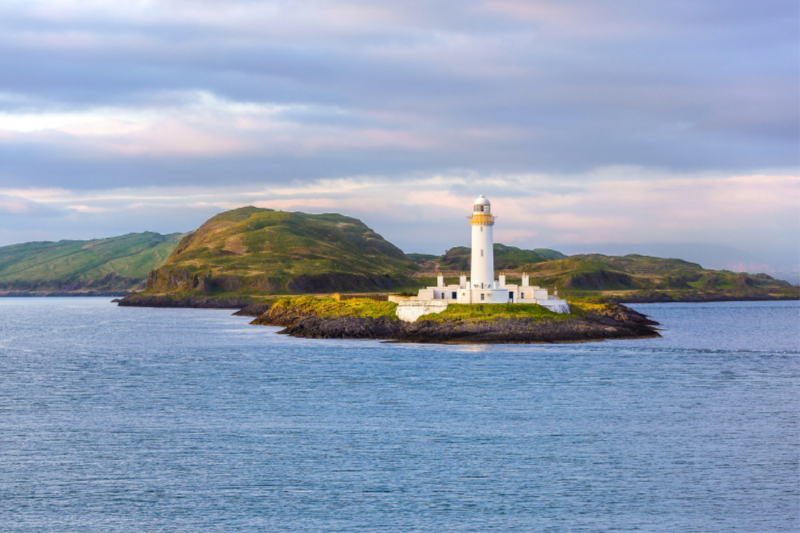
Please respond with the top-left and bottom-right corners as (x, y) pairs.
(480, 227), (483, 232)
(480, 293), (485, 301)
(481, 249), (483, 257)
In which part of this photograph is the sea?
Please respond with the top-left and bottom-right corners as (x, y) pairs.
(0, 298), (797, 532)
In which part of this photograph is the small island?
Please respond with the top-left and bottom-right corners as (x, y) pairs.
(235, 196), (657, 344)
(245, 296), (660, 344)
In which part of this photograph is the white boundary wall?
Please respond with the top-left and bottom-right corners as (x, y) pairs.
(395, 301), (449, 322)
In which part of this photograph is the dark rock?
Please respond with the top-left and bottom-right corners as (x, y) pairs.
(146, 269), (193, 292)
(215, 275), (241, 292)
(118, 294), (251, 309)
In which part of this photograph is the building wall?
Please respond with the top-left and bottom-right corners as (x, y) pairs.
(456, 288), (509, 304)
(418, 287), (460, 301)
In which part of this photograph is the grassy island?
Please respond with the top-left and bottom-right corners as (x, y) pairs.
(249, 296), (660, 344)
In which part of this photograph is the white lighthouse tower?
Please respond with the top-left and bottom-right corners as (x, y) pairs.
(470, 195), (495, 289)
(401, 194), (570, 316)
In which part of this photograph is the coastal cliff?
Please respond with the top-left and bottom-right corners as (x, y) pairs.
(249, 297), (660, 344)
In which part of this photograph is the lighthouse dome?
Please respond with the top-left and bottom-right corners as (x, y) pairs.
(474, 195), (490, 206)
(473, 195), (491, 213)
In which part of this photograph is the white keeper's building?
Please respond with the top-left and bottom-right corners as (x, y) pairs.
(414, 195), (570, 314)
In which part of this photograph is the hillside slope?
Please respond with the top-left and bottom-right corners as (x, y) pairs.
(0, 232), (182, 294)
(410, 249), (797, 301)
(520, 254), (796, 300)
(143, 207), (418, 295)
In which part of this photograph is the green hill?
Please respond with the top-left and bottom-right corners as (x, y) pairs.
(0, 232), (182, 294)
(410, 244), (567, 272)
(519, 254), (796, 300)
(409, 249), (797, 302)
(143, 207), (419, 296)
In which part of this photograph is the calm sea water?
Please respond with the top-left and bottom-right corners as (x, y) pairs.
(0, 299), (797, 532)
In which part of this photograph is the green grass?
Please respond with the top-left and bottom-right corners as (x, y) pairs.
(418, 302), (573, 323)
(0, 232), (182, 291)
(270, 296), (400, 320)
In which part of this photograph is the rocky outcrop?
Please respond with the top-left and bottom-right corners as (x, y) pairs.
(118, 293), (252, 308)
(145, 269), (279, 294)
(145, 269), (193, 292)
(251, 304), (660, 344)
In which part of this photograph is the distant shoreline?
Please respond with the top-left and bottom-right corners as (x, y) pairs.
(111, 292), (800, 309)
(0, 291), (797, 305)
(0, 292), (132, 297)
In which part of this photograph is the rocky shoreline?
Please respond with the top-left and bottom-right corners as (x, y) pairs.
(117, 293), (253, 309)
(250, 303), (661, 344)
(0, 291), (132, 297)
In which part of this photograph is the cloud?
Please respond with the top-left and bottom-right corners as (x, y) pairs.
(65, 204), (106, 213)
(0, 194), (59, 216)
(0, 1), (796, 271)
(0, 1), (795, 189)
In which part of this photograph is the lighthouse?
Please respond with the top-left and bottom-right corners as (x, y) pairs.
(470, 195), (495, 289)
(401, 194), (570, 315)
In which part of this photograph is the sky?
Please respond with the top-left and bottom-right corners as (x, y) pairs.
(1, 0), (798, 277)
